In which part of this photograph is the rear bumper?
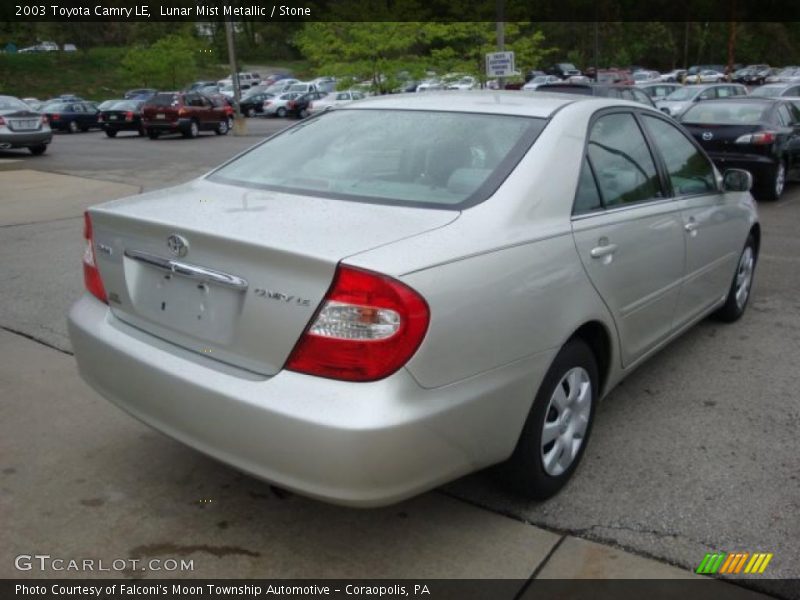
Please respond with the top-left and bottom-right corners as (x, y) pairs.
(102, 121), (141, 132)
(0, 130), (52, 147)
(68, 294), (548, 507)
(142, 118), (192, 133)
(707, 152), (776, 179)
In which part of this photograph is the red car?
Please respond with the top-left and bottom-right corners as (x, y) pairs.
(141, 92), (230, 139)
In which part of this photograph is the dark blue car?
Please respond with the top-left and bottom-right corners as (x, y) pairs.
(41, 101), (100, 133)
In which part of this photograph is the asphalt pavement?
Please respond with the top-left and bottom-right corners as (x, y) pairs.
(0, 121), (797, 597)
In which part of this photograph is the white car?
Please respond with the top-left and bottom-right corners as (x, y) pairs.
(287, 83), (318, 94)
(265, 79), (301, 94)
(263, 92), (302, 117)
(633, 70), (661, 85)
(417, 79), (444, 92)
(660, 70), (687, 82)
(219, 83), (253, 98)
(686, 70), (726, 84)
(308, 90), (366, 114)
(446, 76), (477, 90)
(523, 75), (561, 91)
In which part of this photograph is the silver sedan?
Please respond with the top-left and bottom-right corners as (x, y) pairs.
(0, 95), (52, 155)
(68, 92), (759, 506)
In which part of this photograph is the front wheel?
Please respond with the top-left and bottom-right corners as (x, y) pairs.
(215, 119), (229, 135)
(500, 339), (598, 500)
(67, 120), (79, 134)
(246, 107), (256, 118)
(713, 234), (757, 322)
(276, 107), (286, 118)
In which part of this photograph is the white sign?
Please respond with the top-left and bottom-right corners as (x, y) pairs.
(485, 51), (516, 78)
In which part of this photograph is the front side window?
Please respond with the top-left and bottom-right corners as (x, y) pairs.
(210, 109), (545, 209)
(586, 113), (662, 207)
(642, 115), (717, 196)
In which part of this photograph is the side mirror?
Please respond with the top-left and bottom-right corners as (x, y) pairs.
(723, 169), (753, 192)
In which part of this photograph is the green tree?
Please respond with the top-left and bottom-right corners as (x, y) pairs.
(122, 33), (199, 89)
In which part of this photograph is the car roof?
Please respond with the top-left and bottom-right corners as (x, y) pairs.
(700, 96), (781, 103)
(349, 90), (585, 117)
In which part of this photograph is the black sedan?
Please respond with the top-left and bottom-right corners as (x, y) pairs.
(679, 97), (800, 201)
(239, 92), (274, 117)
(98, 99), (146, 137)
(41, 101), (100, 133)
(286, 91), (328, 119)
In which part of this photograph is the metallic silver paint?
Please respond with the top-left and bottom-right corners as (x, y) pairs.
(68, 92), (759, 506)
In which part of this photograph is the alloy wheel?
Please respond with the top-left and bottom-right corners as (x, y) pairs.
(541, 367), (592, 477)
(735, 246), (755, 311)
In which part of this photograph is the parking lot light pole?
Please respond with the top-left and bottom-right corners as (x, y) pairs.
(225, 17), (247, 136)
(496, 0), (505, 90)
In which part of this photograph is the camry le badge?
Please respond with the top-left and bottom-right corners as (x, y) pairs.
(166, 234), (189, 257)
(703, 132), (713, 141)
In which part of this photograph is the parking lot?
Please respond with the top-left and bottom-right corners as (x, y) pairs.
(1, 123), (798, 598)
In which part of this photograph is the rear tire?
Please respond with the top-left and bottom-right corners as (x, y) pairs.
(246, 107), (256, 118)
(500, 339), (598, 500)
(183, 120), (199, 139)
(276, 107), (286, 118)
(754, 161), (786, 202)
(67, 120), (78, 134)
(28, 144), (47, 155)
(215, 119), (229, 135)
(147, 129), (160, 140)
(105, 129), (117, 138)
(713, 234), (757, 323)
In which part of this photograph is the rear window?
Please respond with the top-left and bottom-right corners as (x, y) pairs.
(750, 86), (783, 97)
(0, 96), (31, 111)
(209, 109), (546, 209)
(682, 102), (770, 124)
(110, 101), (141, 111)
(148, 93), (180, 107)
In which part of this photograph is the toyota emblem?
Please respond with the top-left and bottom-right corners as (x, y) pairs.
(166, 234), (189, 257)
(702, 132), (713, 141)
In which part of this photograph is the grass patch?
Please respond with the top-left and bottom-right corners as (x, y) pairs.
(0, 47), (227, 101)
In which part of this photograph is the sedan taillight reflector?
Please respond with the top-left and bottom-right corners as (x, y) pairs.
(735, 131), (776, 145)
(82, 212), (108, 304)
(285, 265), (430, 382)
(125, 111), (134, 121)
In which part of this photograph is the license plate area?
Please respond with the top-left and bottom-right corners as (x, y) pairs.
(109, 115), (118, 120)
(123, 256), (245, 345)
(156, 113), (165, 119)
(10, 119), (38, 130)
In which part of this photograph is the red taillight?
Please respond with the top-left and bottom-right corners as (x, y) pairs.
(40, 115), (48, 124)
(178, 107), (189, 117)
(97, 114), (104, 123)
(0, 116), (5, 126)
(285, 265), (430, 382)
(287, 101), (296, 108)
(82, 212), (107, 304)
(125, 111), (134, 121)
(50, 113), (60, 120)
(735, 131), (776, 145)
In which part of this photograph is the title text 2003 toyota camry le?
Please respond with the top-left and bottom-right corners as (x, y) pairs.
(68, 93), (759, 506)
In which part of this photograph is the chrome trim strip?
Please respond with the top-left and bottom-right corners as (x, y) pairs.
(123, 249), (249, 290)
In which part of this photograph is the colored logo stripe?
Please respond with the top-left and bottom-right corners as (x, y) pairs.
(697, 552), (773, 574)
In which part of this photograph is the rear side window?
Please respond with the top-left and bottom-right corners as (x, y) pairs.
(149, 93), (180, 107)
(586, 113), (662, 207)
(573, 159), (603, 215)
(642, 116), (717, 196)
(777, 104), (794, 126)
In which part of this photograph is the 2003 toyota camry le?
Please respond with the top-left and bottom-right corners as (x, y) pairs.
(68, 92), (760, 506)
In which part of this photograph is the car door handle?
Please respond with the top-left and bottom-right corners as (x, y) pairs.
(590, 243), (618, 258)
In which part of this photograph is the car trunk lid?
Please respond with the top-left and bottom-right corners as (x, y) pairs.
(682, 122), (768, 154)
(89, 178), (459, 376)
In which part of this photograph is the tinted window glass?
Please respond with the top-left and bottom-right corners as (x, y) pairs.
(682, 101), (770, 124)
(631, 89), (653, 106)
(149, 93), (180, 107)
(643, 116), (717, 196)
(573, 159), (603, 215)
(717, 87), (734, 98)
(210, 110), (545, 209)
(777, 105), (793, 126)
(587, 113), (662, 207)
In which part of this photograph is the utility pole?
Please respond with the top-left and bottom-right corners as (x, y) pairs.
(225, 17), (246, 135)
(496, 0), (505, 90)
